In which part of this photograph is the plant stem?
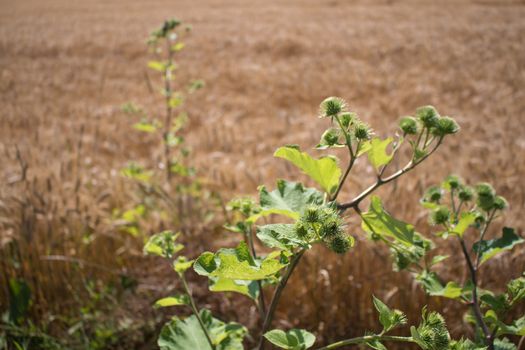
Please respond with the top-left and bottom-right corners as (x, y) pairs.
(457, 238), (493, 350)
(180, 274), (215, 349)
(339, 137), (443, 212)
(316, 335), (415, 350)
(257, 250), (306, 350)
(246, 225), (267, 317)
(163, 36), (174, 182)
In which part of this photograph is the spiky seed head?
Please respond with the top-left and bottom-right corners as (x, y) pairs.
(303, 205), (321, 223)
(423, 186), (443, 203)
(493, 195), (508, 210)
(444, 175), (461, 190)
(327, 233), (353, 254)
(321, 128), (340, 146)
(294, 221), (310, 239)
(476, 183), (496, 211)
(417, 311), (450, 350)
(339, 112), (355, 129)
(430, 207), (450, 226)
(319, 217), (343, 238)
(458, 186), (474, 202)
(399, 116), (419, 135)
(474, 211), (486, 225)
(319, 97), (347, 117)
(432, 117), (460, 136)
(354, 122), (372, 140)
(416, 106), (440, 128)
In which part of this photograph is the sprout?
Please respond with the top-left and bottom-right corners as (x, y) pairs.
(416, 106), (440, 128)
(399, 116), (419, 135)
(476, 182), (496, 211)
(319, 97), (347, 117)
(430, 207), (450, 226)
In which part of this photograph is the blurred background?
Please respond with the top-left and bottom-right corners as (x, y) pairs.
(1, 0), (524, 349)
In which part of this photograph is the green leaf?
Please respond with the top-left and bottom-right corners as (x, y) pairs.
(193, 242), (286, 280)
(497, 315), (525, 336)
(429, 255), (449, 267)
(356, 140), (372, 157)
(449, 212), (476, 237)
(158, 309), (246, 350)
(274, 146), (341, 194)
(121, 162), (153, 182)
(367, 137), (393, 171)
(208, 278), (259, 300)
(144, 231), (184, 259)
(174, 256), (194, 274)
(416, 271), (466, 300)
(249, 180), (323, 222)
(155, 295), (190, 308)
(171, 42), (185, 52)
(494, 338), (517, 350)
(473, 227), (524, 265)
(133, 120), (158, 132)
(366, 339), (387, 350)
(361, 196), (415, 246)
(148, 60), (165, 71)
(372, 296), (407, 332)
(256, 224), (308, 251)
(263, 329), (316, 350)
(8, 279), (31, 325)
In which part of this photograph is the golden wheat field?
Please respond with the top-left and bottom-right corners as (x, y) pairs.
(1, 0), (525, 348)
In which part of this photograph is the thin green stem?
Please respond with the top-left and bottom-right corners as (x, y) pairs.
(245, 224), (267, 318)
(180, 274), (215, 349)
(316, 335), (415, 350)
(257, 250), (306, 350)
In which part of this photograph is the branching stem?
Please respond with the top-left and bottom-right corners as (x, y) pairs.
(316, 335), (415, 350)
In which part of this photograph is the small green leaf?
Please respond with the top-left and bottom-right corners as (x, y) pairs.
(174, 256), (194, 274)
(249, 180), (323, 222)
(193, 242), (286, 280)
(148, 60), (165, 71)
(372, 296), (407, 332)
(356, 140), (372, 157)
(416, 271), (466, 300)
(367, 137), (393, 171)
(263, 329), (316, 350)
(144, 231), (184, 259)
(155, 295), (190, 308)
(171, 42), (185, 51)
(449, 212), (476, 237)
(429, 255), (449, 267)
(133, 120), (158, 132)
(274, 146), (341, 194)
(473, 227), (524, 265)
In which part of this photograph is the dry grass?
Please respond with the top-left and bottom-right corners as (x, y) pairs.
(1, 0), (525, 347)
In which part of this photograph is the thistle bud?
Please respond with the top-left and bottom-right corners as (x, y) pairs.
(320, 128), (340, 146)
(423, 186), (443, 203)
(493, 195), (508, 210)
(399, 116), (418, 135)
(294, 221), (310, 239)
(414, 311), (450, 350)
(354, 122), (372, 140)
(303, 205), (321, 224)
(327, 233), (353, 254)
(416, 106), (440, 128)
(432, 117), (459, 136)
(443, 175), (461, 190)
(319, 217), (343, 238)
(476, 183), (496, 211)
(458, 186), (474, 202)
(319, 97), (347, 118)
(430, 207), (450, 226)
(339, 112), (355, 129)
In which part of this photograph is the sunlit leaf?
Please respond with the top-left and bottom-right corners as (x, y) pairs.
(372, 296), (407, 332)
(274, 146), (341, 194)
(144, 231), (184, 259)
(367, 137), (393, 171)
(263, 329), (315, 350)
(473, 227), (524, 265)
(209, 278), (259, 300)
(193, 242), (286, 281)
(155, 295), (190, 308)
(256, 224), (309, 251)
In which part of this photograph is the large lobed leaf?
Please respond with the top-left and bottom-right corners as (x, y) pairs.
(274, 146), (341, 194)
(367, 137), (394, 171)
(250, 180), (324, 222)
(194, 242), (286, 281)
(208, 277), (259, 300)
(256, 224), (309, 251)
(158, 309), (246, 350)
